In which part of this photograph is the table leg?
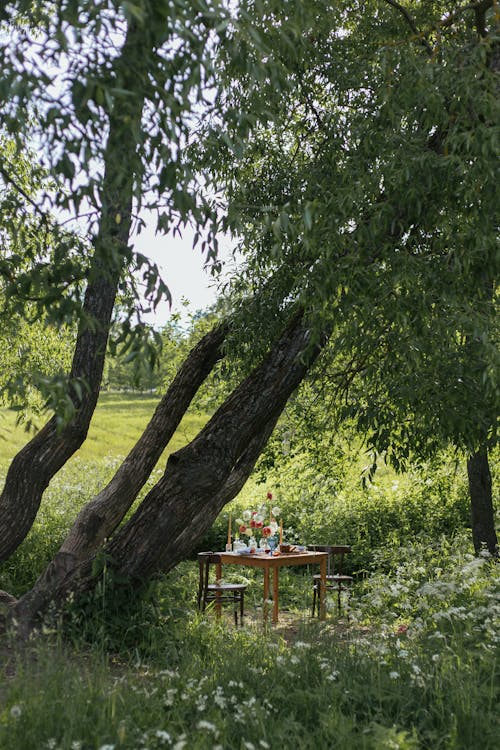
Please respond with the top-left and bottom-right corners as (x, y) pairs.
(263, 568), (270, 624)
(272, 567), (279, 624)
(215, 561), (222, 618)
(319, 556), (327, 621)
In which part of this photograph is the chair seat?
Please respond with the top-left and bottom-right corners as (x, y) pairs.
(207, 582), (247, 592)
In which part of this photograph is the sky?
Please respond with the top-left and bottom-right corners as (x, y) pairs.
(134, 218), (238, 327)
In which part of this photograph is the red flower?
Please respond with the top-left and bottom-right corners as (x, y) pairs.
(262, 526), (272, 537)
(250, 519), (256, 528)
(255, 520), (263, 529)
(267, 492), (273, 500)
(239, 524), (247, 534)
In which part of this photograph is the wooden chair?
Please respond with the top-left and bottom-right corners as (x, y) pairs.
(308, 545), (353, 617)
(197, 552), (247, 625)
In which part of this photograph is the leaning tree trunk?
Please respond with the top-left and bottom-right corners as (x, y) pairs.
(0, 20), (148, 563)
(4, 324), (227, 633)
(9, 311), (327, 633)
(467, 447), (498, 556)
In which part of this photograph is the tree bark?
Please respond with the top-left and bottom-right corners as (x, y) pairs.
(467, 447), (498, 556)
(9, 311), (327, 633)
(7, 324), (226, 632)
(0, 20), (148, 563)
(104, 311), (323, 579)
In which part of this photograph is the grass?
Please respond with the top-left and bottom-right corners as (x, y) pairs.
(1, 539), (498, 750)
(0, 391), (207, 469)
(0, 394), (498, 749)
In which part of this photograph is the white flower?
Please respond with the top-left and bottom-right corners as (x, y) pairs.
(155, 730), (171, 742)
(242, 510), (252, 521)
(164, 688), (177, 706)
(271, 506), (281, 517)
(173, 742), (187, 750)
(389, 671), (400, 680)
(10, 705), (22, 718)
(326, 671), (340, 681)
(196, 720), (219, 736)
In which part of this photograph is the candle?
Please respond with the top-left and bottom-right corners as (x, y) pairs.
(227, 513), (232, 547)
(279, 520), (283, 545)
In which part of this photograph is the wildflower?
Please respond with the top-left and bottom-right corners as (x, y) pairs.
(10, 705), (22, 718)
(389, 671), (400, 679)
(155, 730), (171, 742)
(197, 720), (219, 736)
(267, 491), (273, 500)
(326, 671), (340, 681)
(164, 688), (177, 706)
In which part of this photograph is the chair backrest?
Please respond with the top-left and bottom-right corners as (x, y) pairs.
(307, 545), (352, 575)
(197, 552), (222, 593)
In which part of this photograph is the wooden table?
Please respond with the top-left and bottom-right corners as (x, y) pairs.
(216, 550), (328, 623)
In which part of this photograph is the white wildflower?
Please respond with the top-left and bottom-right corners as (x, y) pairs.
(10, 705), (22, 719)
(196, 720), (219, 736)
(389, 671), (400, 680)
(155, 730), (171, 742)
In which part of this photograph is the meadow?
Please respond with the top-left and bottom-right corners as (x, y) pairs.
(0, 394), (498, 750)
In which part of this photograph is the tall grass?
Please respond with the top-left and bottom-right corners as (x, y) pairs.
(0, 395), (498, 749)
(1, 535), (498, 750)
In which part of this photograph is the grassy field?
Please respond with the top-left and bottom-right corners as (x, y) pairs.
(0, 394), (498, 750)
(0, 391), (207, 468)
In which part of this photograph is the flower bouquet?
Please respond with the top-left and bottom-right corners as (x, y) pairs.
(235, 492), (281, 552)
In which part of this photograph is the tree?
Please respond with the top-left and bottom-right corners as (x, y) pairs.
(204, 0), (498, 552)
(0, 2), (328, 636)
(0, 0), (234, 562)
(0, 0), (498, 637)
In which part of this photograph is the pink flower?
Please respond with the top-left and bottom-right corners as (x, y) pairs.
(262, 526), (272, 537)
(396, 624), (408, 635)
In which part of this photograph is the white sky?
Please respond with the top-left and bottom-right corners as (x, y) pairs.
(134, 220), (238, 327)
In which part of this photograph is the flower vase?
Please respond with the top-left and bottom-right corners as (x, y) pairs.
(248, 536), (257, 551)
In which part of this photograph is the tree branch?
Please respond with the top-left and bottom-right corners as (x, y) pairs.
(382, 0), (433, 54)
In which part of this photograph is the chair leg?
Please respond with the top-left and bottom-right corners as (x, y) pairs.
(240, 593), (244, 625)
(312, 586), (317, 617)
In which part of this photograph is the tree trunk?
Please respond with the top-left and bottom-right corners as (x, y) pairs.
(7, 324), (226, 633)
(9, 311), (327, 633)
(467, 447), (498, 556)
(0, 20), (148, 563)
